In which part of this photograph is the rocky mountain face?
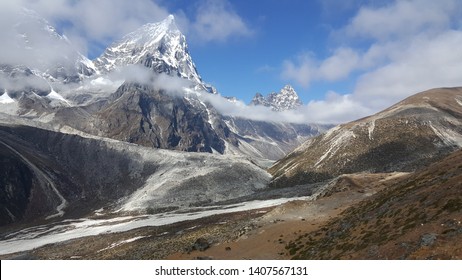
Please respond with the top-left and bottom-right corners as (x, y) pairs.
(251, 85), (302, 111)
(51, 82), (323, 160)
(93, 83), (237, 153)
(0, 123), (155, 225)
(270, 87), (462, 188)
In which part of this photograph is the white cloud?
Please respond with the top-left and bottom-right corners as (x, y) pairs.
(281, 0), (462, 123)
(200, 90), (370, 124)
(319, 48), (360, 81)
(85, 64), (194, 96)
(203, 93), (300, 123)
(191, 0), (253, 43)
(14, 0), (170, 56)
(281, 48), (360, 87)
(354, 31), (462, 108)
(303, 92), (372, 124)
(0, 5), (84, 74)
(281, 53), (316, 87)
(3, 0), (461, 125)
(346, 0), (457, 40)
(347, 0), (462, 111)
(0, 69), (50, 94)
(6, 0), (252, 56)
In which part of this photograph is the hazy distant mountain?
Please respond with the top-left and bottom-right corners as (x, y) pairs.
(223, 116), (329, 162)
(1, 8), (95, 84)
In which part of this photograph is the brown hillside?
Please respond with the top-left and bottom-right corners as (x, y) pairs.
(287, 148), (462, 259)
(270, 87), (462, 188)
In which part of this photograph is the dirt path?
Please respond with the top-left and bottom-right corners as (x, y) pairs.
(168, 190), (368, 260)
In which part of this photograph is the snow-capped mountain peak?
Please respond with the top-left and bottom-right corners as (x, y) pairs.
(94, 15), (206, 89)
(251, 85), (302, 111)
(121, 15), (180, 47)
(279, 85), (297, 99)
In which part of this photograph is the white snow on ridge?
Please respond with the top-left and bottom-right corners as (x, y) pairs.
(0, 92), (15, 104)
(93, 15), (204, 87)
(47, 90), (70, 105)
(251, 84), (302, 112)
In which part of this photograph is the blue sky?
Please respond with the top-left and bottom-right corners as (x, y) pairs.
(3, 0), (462, 123)
(176, 0), (335, 102)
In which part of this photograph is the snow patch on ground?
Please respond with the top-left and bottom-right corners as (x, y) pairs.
(315, 129), (355, 168)
(223, 119), (239, 134)
(456, 96), (462, 107)
(428, 121), (462, 147)
(233, 139), (265, 158)
(368, 119), (376, 140)
(292, 137), (315, 153)
(284, 161), (301, 174)
(0, 94), (18, 115)
(322, 126), (340, 140)
(97, 236), (149, 252)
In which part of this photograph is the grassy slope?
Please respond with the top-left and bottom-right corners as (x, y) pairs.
(287, 149), (462, 259)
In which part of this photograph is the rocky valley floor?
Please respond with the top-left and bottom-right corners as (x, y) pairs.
(1, 147), (462, 260)
(1, 172), (426, 260)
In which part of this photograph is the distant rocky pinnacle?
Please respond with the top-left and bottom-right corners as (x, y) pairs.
(250, 85), (302, 111)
